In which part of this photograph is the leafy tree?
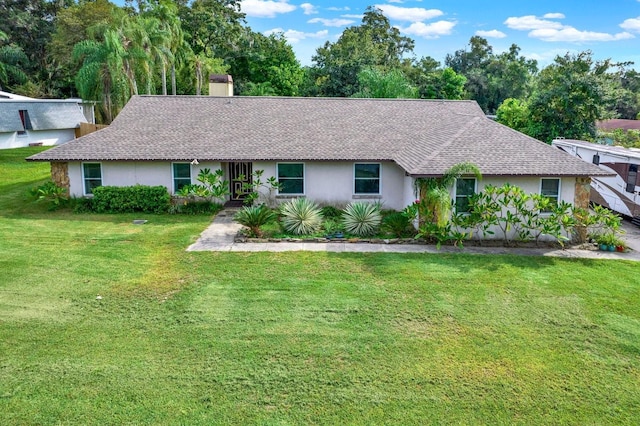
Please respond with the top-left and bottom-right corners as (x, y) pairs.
(226, 30), (303, 96)
(305, 6), (414, 97)
(351, 67), (417, 99)
(527, 51), (619, 142)
(496, 98), (530, 134)
(0, 31), (28, 90)
(47, 0), (120, 97)
(73, 31), (129, 123)
(446, 37), (537, 113)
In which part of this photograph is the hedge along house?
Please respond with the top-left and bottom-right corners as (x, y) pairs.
(0, 92), (94, 150)
(27, 87), (609, 225)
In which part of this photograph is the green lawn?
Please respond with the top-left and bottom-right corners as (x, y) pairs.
(1, 148), (639, 425)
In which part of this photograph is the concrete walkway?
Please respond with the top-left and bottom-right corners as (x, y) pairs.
(187, 209), (640, 261)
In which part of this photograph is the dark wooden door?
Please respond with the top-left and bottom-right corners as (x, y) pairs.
(229, 162), (252, 200)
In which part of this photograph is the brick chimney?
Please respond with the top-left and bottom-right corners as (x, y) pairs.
(209, 74), (233, 96)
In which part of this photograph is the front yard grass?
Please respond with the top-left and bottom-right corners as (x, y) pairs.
(1, 148), (639, 424)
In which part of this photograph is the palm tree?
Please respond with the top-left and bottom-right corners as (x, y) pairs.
(73, 31), (128, 123)
(0, 31), (28, 90)
(415, 162), (482, 227)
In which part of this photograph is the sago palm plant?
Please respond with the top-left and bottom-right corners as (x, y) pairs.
(233, 205), (277, 237)
(280, 198), (323, 235)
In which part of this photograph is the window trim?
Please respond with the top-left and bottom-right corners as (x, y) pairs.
(276, 162), (305, 196)
(540, 177), (561, 210)
(82, 162), (102, 196)
(453, 177), (477, 213)
(172, 162), (192, 194)
(353, 162), (382, 195)
(17, 110), (31, 135)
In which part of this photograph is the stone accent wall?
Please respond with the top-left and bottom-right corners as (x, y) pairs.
(573, 177), (591, 243)
(51, 162), (69, 193)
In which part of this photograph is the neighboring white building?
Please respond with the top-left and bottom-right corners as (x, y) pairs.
(28, 95), (608, 235)
(0, 92), (91, 149)
(552, 138), (640, 218)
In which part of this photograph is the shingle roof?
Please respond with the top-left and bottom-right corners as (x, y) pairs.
(28, 95), (609, 177)
(0, 100), (87, 132)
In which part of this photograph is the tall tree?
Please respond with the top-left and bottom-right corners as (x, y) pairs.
(446, 37), (537, 113)
(351, 67), (417, 99)
(0, 30), (28, 90)
(527, 51), (619, 142)
(73, 30), (129, 123)
(47, 0), (120, 97)
(305, 6), (414, 97)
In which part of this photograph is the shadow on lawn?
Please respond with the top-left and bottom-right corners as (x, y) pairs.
(328, 251), (604, 275)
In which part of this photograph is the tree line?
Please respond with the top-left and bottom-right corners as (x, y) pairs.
(1, 1), (639, 144)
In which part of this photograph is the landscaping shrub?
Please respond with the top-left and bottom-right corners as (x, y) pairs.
(342, 202), (382, 237)
(29, 180), (68, 209)
(381, 211), (414, 237)
(320, 205), (342, 219)
(280, 198), (323, 235)
(91, 185), (171, 213)
(234, 205), (277, 237)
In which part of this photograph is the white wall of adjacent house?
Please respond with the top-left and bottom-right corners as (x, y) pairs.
(0, 129), (77, 149)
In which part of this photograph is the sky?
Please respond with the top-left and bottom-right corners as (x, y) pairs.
(237, 0), (640, 69)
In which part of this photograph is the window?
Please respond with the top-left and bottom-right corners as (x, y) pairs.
(540, 178), (560, 208)
(277, 163), (304, 194)
(354, 163), (380, 194)
(455, 178), (476, 212)
(83, 163), (102, 195)
(626, 164), (638, 193)
(173, 163), (192, 193)
(18, 110), (31, 135)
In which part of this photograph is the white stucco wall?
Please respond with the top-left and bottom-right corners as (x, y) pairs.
(68, 161), (224, 197)
(0, 129), (77, 149)
(254, 160), (412, 211)
(451, 176), (577, 241)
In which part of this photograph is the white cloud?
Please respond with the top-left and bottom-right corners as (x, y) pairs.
(341, 14), (363, 19)
(529, 28), (634, 42)
(399, 20), (457, 38)
(327, 7), (350, 11)
(475, 29), (507, 38)
(300, 3), (318, 15)
(308, 18), (355, 27)
(375, 4), (443, 22)
(241, 0), (296, 18)
(543, 13), (565, 19)
(264, 28), (328, 43)
(504, 15), (564, 31)
(506, 14), (635, 43)
(620, 16), (640, 32)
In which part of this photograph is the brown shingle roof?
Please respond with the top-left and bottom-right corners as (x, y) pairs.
(28, 95), (609, 177)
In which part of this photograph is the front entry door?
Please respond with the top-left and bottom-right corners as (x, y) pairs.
(229, 162), (252, 200)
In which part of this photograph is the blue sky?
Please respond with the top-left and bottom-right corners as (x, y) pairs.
(238, 0), (640, 69)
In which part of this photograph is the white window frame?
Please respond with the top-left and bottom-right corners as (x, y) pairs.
(82, 162), (102, 196)
(453, 177), (477, 213)
(540, 178), (561, 211)
(276, 162), (305, 195)
(353, 163), (382, 195)
(172, 162), (192, 194)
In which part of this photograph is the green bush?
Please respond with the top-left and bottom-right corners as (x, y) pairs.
(381, 211), (414, 237)
(234, 205), (277, 237)
(320, 205), (342, 219)
(171, 201), (224, 215)
(280, 198), (323, 235)
(29, 181), (68, 209)
(342, 202), (382, 237)
(91, 185), (171, 213)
